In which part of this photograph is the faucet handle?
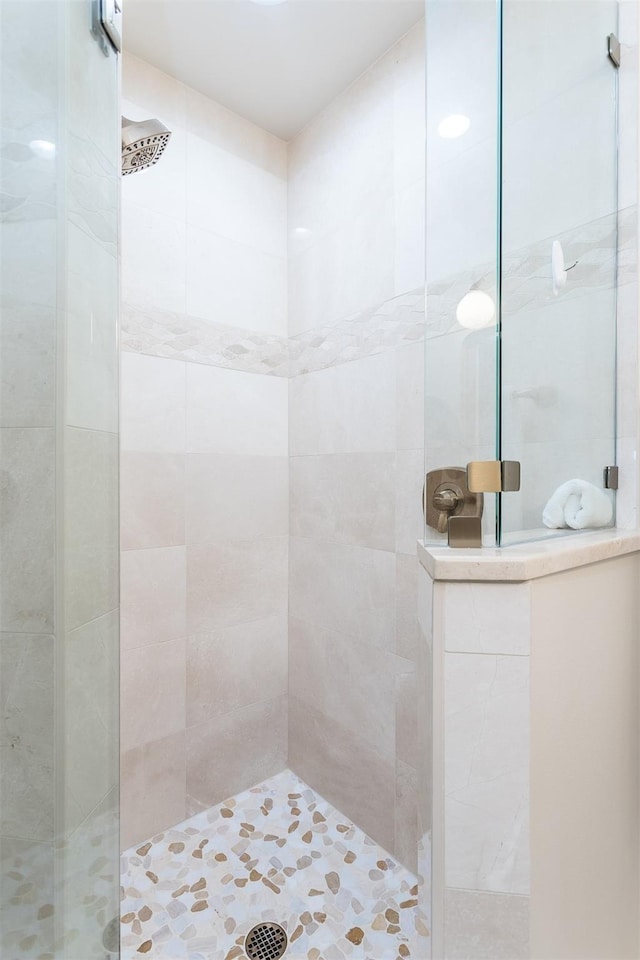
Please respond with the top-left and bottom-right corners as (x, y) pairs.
(424, 466), (484, 541)
(433, 488), (461, 533)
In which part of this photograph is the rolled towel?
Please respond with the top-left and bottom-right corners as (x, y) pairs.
(542, 479), (613, 530)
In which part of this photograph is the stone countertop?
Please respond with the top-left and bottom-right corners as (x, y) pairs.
(418, 529), (640, 582)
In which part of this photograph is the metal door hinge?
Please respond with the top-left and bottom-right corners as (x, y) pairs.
(448, 516), (483, 548)
(608, 33), (621, 68)
(467, 460), (521, 494)
(604, 465), (619, 490)
(93, 0), (122, 56)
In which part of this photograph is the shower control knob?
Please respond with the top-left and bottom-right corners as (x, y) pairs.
(433, 488), (461, 533)
(424, 467), (484, 545)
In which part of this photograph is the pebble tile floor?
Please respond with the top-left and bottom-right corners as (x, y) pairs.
(121, 770), (430, 960)
(1, 802), (119, 959)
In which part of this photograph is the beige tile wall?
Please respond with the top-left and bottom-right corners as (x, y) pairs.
(121, 26), (425, 866)
(287, 341), (424, 871)
(120, 352), (289, 849)
(287, 23), (425, 871)
(120, 57), (289, 850)
(426, 554), (640, 958)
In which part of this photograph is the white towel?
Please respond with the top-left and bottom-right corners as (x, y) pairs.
(542, 479), (613, 530)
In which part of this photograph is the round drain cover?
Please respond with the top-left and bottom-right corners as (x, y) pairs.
(244, 922), (288, 960)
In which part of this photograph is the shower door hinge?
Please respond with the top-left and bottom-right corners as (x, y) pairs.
(92, 0), (122, 56)
(607, 33), (621, 68)
(604, 465), (619, 490)
(467, 460), (521, 494)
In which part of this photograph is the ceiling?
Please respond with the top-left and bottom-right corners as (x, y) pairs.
(123, 0), (424, 140)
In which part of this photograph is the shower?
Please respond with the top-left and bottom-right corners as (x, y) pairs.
(121, 116), (171, 175)
(4, 0), (639, 957)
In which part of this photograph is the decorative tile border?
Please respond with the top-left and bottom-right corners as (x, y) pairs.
(426, 205), (637, 341)
(121, 768), (430, 960)
(288, 290), (424, 377)
(122, 205), (635, 374)
(121, 305), (290, 377)
(121, 289), (425, 379)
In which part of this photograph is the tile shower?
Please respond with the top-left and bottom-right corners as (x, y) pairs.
(119, 25), (428, 959)
(3, 1), (640, 958)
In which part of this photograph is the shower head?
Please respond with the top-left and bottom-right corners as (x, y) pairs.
(121, 116), (171, 176)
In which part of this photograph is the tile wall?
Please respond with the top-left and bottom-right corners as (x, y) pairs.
(120, 21), (426, 869)
(425, 550), (640, 959)
(287, 23), (425, 869)
(120, 55), (290, 851)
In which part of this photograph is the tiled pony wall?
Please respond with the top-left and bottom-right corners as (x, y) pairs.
(425, 6), (640, 955)
(119, 22), (426, 871)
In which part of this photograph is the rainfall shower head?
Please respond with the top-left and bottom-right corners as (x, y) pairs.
(121, 116), (171, 176)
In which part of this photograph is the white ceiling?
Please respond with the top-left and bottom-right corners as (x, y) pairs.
(124, 0), (424, 140)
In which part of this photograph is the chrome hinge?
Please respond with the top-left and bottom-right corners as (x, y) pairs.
(92, 0), (122, 56)
(608, 33), (621, 68)
(467, 460), (521, 494)
(604, 465), (619, 490)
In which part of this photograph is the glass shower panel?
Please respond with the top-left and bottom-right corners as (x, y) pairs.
(58, 2), (120, 957)
(0, 1), (120, 957)
(0, 4), (59, 955)
(499, 0), (619, 545)
(424, 0), (500, 546)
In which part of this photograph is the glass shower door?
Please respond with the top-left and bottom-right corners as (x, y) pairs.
(0, 1), (120, 957)
(499, 0), (619, 545)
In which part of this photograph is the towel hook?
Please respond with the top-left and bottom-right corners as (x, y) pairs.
(552, 239), (578, 295)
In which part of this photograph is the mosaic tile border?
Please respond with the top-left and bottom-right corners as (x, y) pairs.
(123, 205), (635, 375)
(121, 769), (430, 960)
(120, 306), (290, 377)
(426, 205), (637, 341)
(288, 291), (424, 378)
(121, 289), (425, 379)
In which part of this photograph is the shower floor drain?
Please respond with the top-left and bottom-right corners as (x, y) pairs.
(244, 922), (288, 960)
